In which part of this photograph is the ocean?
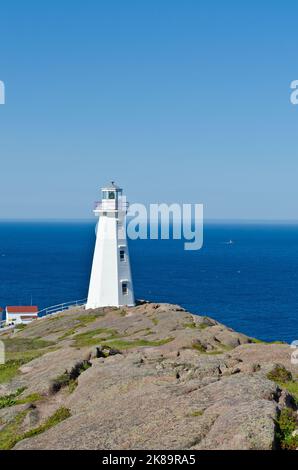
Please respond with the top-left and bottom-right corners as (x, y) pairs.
(0, 221), (297, 344)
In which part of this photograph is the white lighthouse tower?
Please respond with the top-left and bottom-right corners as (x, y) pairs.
(86, 182), (135, 309)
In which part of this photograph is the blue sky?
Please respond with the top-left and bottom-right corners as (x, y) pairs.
(0, 1), (297, 219)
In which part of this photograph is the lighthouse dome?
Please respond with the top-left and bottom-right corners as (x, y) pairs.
(101, 181), (122, 191)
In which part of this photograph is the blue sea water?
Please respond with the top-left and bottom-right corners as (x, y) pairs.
(0, 221), (297, 344)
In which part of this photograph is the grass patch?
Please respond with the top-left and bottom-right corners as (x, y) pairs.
(151, 318), (159, 326)
(21, 407), (71, 440)
(198, 323), (210, 330)
(0, 407), (71, 450)
(0, 410), (28, 450)
(72, 328), (119, 347)
(183, 322), (196, 329)
(58, 327), (77, 340)
(17, 393), (42, 405)
(192, 342), (230, 355)
(251, 338), (286, 345)
(143, 328), (154, 336)
(0, 387), (26, 409)
(50, 360), (91, 394)
(250, 338), (266, 344)
(189, 409), (204, 417)
(267, 365), (298, 405)
(275, 408), (298, 450)
(0, 387), (42, 410)
(267, 365), (292, 383)
(68, 380), (78, 393)
(102, 337), (174, 350)
(3, 337), (55, 354)
(0, 361), (25, 384)
(279, 381), (298, 403)
(14, 324), (26, 331)
(58, 314), (106, 340)
(0, 351), (43, 384)
(192, 342), (207, 353)
(76, 314), (100, 324)
(0, 342), (57, 385)
(267, 365), (298, 404)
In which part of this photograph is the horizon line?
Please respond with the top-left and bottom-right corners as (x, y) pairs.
(1, 217), (298, 225)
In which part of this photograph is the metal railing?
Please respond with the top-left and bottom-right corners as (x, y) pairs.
(94, 201), (129, 211)
(37, 298), (87, 317)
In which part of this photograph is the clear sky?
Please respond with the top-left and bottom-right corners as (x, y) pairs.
(0, 1), (297, 220)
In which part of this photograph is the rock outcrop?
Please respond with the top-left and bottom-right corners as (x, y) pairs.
(0, 302), (297, 450)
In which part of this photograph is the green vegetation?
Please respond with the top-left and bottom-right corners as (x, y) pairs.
(0, 388), (26, 409)
(280, 381), (298, 403)
(198, 324), (208, 330)
(183, 322), (196, 329)
(275, 408), (298, 450)
(250, 338), (265, 344)
(251, 338), (286, 345)
(21, 407), (71, 440)
(189, 409), (204, 417)
(142, 328), (154, 336)
(3, 337), (55, 353)
(73, 327), (119, 347)
(192, 342), (207, 353)
(17, 393), (42, 405)
(101, 337), (174, 350)
(267, 365), (292, 383)
(76, 314), (100, 324)
(267, 365), (298, 405)
(0, 353), (42, 384)
(0, 410), (28, 450)
(57, 313), (107, 340)
(0, 407), (71, 450)
(14, 324), (26, 331)
(191, 341), (231, 355)
(0, 360), (26, 384)
(58, 327), (78, 340)
(0, 335), (57, 384)
(0, 387), (42, 409)
(151, 317), (159, 326)
(50, 360), (91, 394)
(183, 319), (211, 330)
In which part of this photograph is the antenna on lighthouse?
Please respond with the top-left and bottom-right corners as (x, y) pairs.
(86, 182), (135, 309)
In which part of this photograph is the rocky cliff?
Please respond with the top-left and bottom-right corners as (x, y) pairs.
(0, 302), (297, 450)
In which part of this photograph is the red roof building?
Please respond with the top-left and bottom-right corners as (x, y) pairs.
(5, 306), (39, 325)
(6, 306), (38, 313)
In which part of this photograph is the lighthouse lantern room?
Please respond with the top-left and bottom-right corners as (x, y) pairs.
(86, 182), (135, 309)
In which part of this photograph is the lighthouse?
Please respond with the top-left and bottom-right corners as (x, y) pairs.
(86, 182), (135, 309)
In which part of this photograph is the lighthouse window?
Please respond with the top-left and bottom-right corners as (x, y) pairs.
(108, 191), (115, 199)
(120, 249), (125, 261)
(122, 282), (128, 295)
